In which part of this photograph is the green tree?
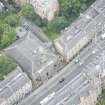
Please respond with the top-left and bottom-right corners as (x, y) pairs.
(0, 24), (16, 48)
(30, 13), (43, 26)
(20, 4), (44, 27)
(0, 54), (17, 80)
(48, 16), (68, 33)
(41, 18), (48, 27)
(97, 99), (105, 105)
(20, 3), (33, 17)
(59, 0), (81, 18)
(4, 14), (19, 27)
(0, 25), (3, 40)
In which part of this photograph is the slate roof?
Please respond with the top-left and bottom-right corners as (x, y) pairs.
(17, 0), (105, 105)
(5, 31), (58, 77)
(17, 36), (105, 105)
(55, 0), (105, 52)
(0, 66), (31, 105)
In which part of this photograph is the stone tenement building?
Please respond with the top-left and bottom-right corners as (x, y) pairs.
(2, 0), (105, 105)
(5, 28), (63, 88)
(14, 0), (59, 21)
(0, 66), (32, 105)
(18, 38), (105, 105)
(54, 0), (105, 62)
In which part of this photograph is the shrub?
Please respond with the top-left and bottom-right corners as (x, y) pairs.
(0, 54), (17, 80)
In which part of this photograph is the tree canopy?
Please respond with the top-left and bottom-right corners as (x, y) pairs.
(0, 0), (96, 46)
(97, 99), (105, 105)
(4, 14), (19, 27)
(0, 4), (20, 49)
(20, 3), (33, 16)
(44, 0), (95, 39)
(0, 54), (17, 80)
(0, 23), (16, 48)
(59, 0), (81, 18)
(97, 90), (105, 105)
(48, 16), (68, 33)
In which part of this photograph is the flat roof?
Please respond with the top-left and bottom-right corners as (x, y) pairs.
(0, 66), (31, 105)
(5, 31), (58, 76)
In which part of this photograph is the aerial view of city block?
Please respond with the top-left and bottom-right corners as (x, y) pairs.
(1, 0), (105, 105)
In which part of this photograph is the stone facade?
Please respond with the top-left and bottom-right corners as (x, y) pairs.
(0, 66), (32, 105)
(14, 0), (59, 21)
(5, 30), (61, 88)
(54, 0), (105, 62)
(79, 78), (102, 105)
(28, 0), (59, 21)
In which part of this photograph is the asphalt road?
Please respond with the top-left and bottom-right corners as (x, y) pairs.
(19, 62), (83, 105)
(18, 38), (104, 105)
